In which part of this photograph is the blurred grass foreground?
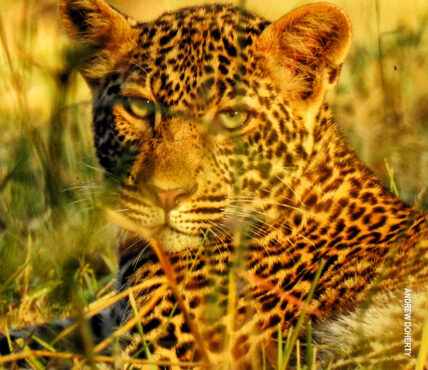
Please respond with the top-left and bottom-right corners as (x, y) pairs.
(0, 0), (428, 365)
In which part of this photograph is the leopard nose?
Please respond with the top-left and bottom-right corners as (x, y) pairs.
(149, 186), (191, 211)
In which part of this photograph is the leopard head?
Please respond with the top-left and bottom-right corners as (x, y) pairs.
(60, 0), (351, 252)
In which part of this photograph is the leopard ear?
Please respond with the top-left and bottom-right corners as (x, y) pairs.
(258, 3), (351, 101)
(59, 0), (137, 85)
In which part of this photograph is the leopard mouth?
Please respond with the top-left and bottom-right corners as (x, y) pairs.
(124, 217), (205, 252)
(118, 199), (221, 251)
(152, 223), (200, 237)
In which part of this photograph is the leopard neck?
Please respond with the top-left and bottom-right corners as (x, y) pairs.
(282, 105), (419, 249)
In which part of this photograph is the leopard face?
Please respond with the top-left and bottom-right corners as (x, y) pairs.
(60, 1), (351, 252)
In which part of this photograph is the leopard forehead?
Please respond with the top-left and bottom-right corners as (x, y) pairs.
(98, 5), (270, 109)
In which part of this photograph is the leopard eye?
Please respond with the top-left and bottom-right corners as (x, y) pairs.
(124, 98), (156, 119)
(217, 109), (250, 130)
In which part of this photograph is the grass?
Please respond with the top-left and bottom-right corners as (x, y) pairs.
(0, 0), (117, 330)
(0, 0), (428, 368)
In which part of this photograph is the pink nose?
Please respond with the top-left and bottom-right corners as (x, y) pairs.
(152, 187), (190, 210)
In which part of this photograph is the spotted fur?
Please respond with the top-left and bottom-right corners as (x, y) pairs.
(2, 0), (427, 368)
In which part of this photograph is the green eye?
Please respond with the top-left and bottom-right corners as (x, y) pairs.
(125, 98), (156, 119)
(218, 109), (249, 130)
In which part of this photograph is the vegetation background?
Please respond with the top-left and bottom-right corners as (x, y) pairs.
(0, 0), (427, 364)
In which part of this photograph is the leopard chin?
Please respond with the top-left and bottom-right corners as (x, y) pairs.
(156, 226), (203, 252)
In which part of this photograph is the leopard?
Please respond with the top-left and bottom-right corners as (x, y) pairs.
(1, 0), (428, 368)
